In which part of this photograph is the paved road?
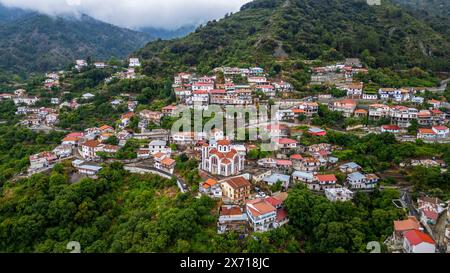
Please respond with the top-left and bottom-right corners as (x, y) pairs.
(427, 78), (450, 93)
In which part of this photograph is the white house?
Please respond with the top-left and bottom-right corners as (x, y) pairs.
(129, 58), (141, 67)
(403, 230), (436, 253)
(149, 140), (171, 155)
(246, 198), (277, 232)
(325, 187), (354, 202)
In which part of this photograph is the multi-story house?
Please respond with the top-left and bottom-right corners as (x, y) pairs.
(220, 176), (252, 203)
(325, 187), (354, 202)
(246, 198), (277, 232)
(81, 140), (103, 160)
(149, 140), (171, 155)
(330, 99), (357, 117)
(273, 138), (297, 150)
(390, 106), (418, 128)
(337, 82), (363, 98)
(217, 205), (248, 234)
(369, 104), (391, 120)
(293, 102), (319, 117)
(153, 152), (176, 174)
(403, 230), (436, 253)
(379, 88), (413, 102)
(347, 172), (379, 189)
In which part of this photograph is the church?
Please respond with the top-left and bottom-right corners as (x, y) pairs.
(201, 137), (245, 177)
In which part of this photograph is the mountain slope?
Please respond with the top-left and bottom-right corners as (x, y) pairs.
(136, 0), (450, 76)
(140, 25), (196, 40)
(0, 4), (32, 23)
(392, 0), (450, 17)
(0, 12), (152, 75)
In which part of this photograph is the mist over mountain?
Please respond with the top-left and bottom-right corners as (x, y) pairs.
(0, 4), (152, 75)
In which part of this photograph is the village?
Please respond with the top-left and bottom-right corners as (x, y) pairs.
(0, 56), (449, 253)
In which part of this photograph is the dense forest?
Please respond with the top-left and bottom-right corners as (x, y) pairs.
(0, 162), (405, 253)
(136, 0), (450, 79)
(0, 10), (151, 76)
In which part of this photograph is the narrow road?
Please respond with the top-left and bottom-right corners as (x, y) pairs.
(426, 78), (450, 93)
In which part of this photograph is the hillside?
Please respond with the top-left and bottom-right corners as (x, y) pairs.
(0, 12), (152, 75)
(392, 0), (450, 17)
(140, 25), (196, 40)
(0, 4), (31, 23)
(136, 0), (450, 77)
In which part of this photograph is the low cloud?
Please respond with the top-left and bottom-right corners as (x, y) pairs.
(0, 0), (250, 29)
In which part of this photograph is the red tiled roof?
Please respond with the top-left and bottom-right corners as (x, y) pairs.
(99, 125), (113, 131)
(433, 126), (448, 131)
(217, 140), (231, 146)
(246, 198), (276, 217)
(161, 157), (176, 166)
(290, 154), (303, 160)
(274, 138), (297, 145)
(276, 160), (292, 166)
(223, 176), (251, 189)
(83, 140), (100, 148)
(220, 206), (242, 216)
(418, 128), (435, 135)
(121, 112), (134, 119)
(203, 179), (218, 189)
(382, 125), (401, 130)
(315, 174), (337, 182)
(404, 230), (435, 246)
(276, 208), (288, 222)
(394, 216), (420, 232)
(265, 197), (282, 207)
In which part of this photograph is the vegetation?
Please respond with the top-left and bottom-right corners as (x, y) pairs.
(0, 13), (151, 76)
(0, 163), (406, 253)
(137, 0), (450, 81)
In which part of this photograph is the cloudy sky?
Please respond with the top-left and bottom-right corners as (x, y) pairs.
(0, 0), (251, 29)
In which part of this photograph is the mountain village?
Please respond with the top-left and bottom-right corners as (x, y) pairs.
(0, 56), (449, 254)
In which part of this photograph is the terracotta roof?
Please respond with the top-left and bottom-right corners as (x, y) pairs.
(153, 152), (166, 159)
(315, 174), (337, 182)
(382, 125), (401, 130)
(220, 206), (242, 216)
(276, 160), (292, 166)
(433, 126), (448, 131)
(222, 158), (231, 164)
(99, 125), (113, 131)
(265, 197), (282, 207)
(292, 109), (306, 114)
(121, 112), (134, 119)
(246, 198), (276, 217)
(161, 157), (176, 166)
(63, 136), (79, 142)
(418, 128), (435, 135)
(217, 139), (231, 146)
(223, 176), (251, 190)
(276, 208), (288, 222)
(274, 138), (297, 145)
(66, 132), (83, 138)
(83, 140), (100, 148)
(290, 154), (303, 160)
(404, 230), (435, 246)
(272, 192), (288, 203)
(203, 179), (218, 189)
(394, 216), (420, 232)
